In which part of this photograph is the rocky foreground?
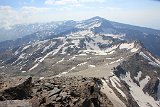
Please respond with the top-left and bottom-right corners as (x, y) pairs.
(0, 76), (114, 107)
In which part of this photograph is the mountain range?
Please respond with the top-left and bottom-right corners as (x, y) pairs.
(0, 16), (160, 57)
(0, 16), (160, 107)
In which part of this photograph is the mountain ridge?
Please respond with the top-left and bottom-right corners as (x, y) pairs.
(0, 16), (160, 56)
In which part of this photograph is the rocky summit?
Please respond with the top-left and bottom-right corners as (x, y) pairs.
(0, 17), (160, 107)
(0, 76), (114, 107)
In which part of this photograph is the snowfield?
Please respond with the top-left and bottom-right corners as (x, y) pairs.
(121, 72), (159, 107)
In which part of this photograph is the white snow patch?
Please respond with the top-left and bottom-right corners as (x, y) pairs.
(77, 62), (87, 66)
(29, 63), (39, 71)
(55, 71), (69, 77)
(106, 58), (113, 60)
(149, 62), (160, 67)
(101, 79), (126, 107)
(105, 45), (119, 52)
(22, 45), (31, 52)
(79, 53), (87, 56)
(139, 76), (150, 88)
(89, 65), (96, 68)
(93, 35), (111, 44)
(12, 53), (26, 65)
(108, 50), (115, 54)
(110, 76), (126, 99)
(140, 52), (160, 67)
(84, 38), (100, 50)
(56, 58), (64, 64)
(109, 57), (124, 64)
(68, 67), (76, 72)
(148, 52), (160, 65)
(67, 30), (93, 37)
(154, 71), (157, 73)
(103, 34), (125, 39)
(131, 48), (139, 52)
(57, 37), (65, 39)
(119, 43), (134, 50)
(140, 52), (151, 61)
(15, 50), (19, 55)
(76, 21), (101, 30)
(42, 41), (56, 53)
(20, 66), (23, 70)
(72, 39), (80, 47)
(88, 22), (101, 29)
(61, 46), (68, 54)
(19, 53), (26, 59)
(34, 57), (42, 63)
(0, 66), (4, 69)
(134, 71), (142, 81)
(61, 72), (68, 75)
(69, 56), (76, 60)
(32, 40), (49, 47)
(83, 50), (108, 55)
(39, 77), (44, 80)
(22, 71), (26, 73)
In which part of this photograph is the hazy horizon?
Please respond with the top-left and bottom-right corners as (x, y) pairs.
(0, 0), (160, 30)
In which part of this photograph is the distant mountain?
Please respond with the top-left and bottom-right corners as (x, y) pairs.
(0, 20), (76, 41)
(0, 16), (160, 56)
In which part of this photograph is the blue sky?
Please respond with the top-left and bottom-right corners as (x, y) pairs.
(0, 0), (160, 29)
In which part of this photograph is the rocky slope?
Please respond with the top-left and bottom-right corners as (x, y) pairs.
(0, 35), (160, 107)
(0, 76), (113, 107)
(0, 35), (140, 77)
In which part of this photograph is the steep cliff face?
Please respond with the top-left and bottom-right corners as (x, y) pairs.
(110, 52), (160, 107)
